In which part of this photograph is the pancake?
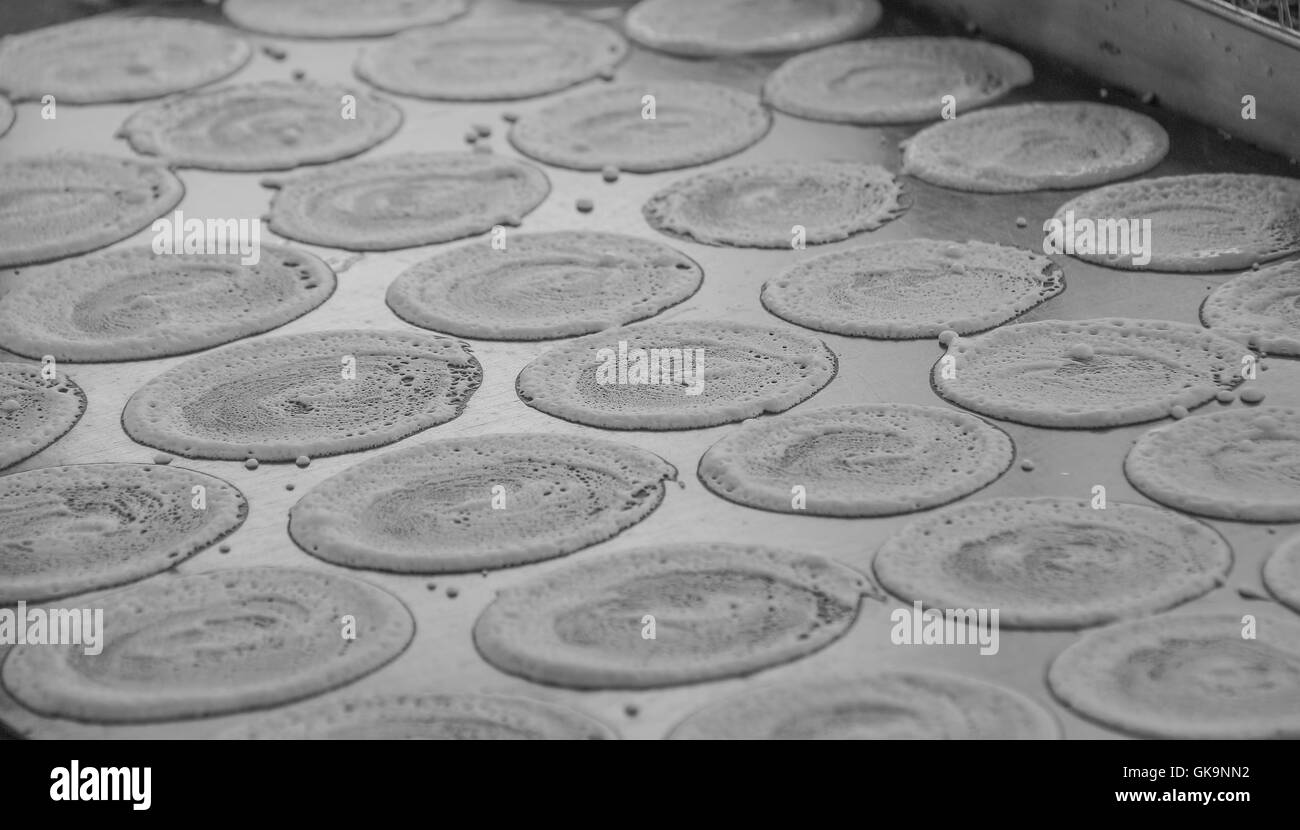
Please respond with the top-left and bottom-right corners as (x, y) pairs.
(872, 498), (1231, 628)
(120, 81), (403, 172)
(122, 330), (482, 462)
(1054, 173), (1300, 271)
(1263, 534), (1300, 613)
(0, 463), (247, 604)
(223, 0), (468, 38)
(901, 102), (1168, 192)
(0, 246), (336, 362)
(761, 239), (1063, 338)
(764, 37), (1033, 125)
(385, 231), (702, 340)
(1124, 407), (1300, 521)
(642, 161), (903, 248)
(1200, 259), (1300, 356)
(0, 362), (86, 470)
(668, 671), (1059, 739)
(515, 320), (836, 430)
(473, 542), (871, 688)
(932, 318), (1243, 428)
(0, 18), (250, 104)
(290, 434), (676, 573)
(1047, 612), (1300, 738)
(0, 96), (12, 137)
(698, 403), (1013, 516)
(624, 0), (882, 57)
(1, 567), (414, 723)
(508, 81), (771, 173)
(355, 12), (627, 101)
(0, 153), (184, 268)
(221, 693), (617, 739)
(263, 152), (550, 250)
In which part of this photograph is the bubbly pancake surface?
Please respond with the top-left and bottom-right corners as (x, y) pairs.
(515, 320), (836, 429)
(0, 362), (86, 471)
(0, 17), (251, 104)
(0, 247), (336, 362)
(669, 671), (1059, 739)
(223, 0), (468, 38)
(1263, 534), (1300, 613)
(1, 567), (415, 723)
(263, 152), (550, 250)
(122, 330), (482, 461)
(764, 37), (1032, 125)
(872, 497), (1231, 628)
(221, 693), (617, 739)
(508, 81), (771, 173)
(1124, 406), (1300, 521)
(901, 102), (1168, 192)
(625, 0), (882, 57)
(355, 12), (627, 101)
(473, 542), (871, 688)
(698, 403), (1013, 516)
(762, 239), (1063, 337)
(0, 463), (247, 604)
(1048, 612), (1300, 738)
(932, 318), (1243, 428)
(0, 16), (250, 104)
(1200, 259), (1300, 356)
(642, 161), (904, 248)
(385, 231), (702, 340)
(120, 81), (402, 171)
(1054, 173), (1300, 271)
(0, 153), (184, 268)
(290, 433), (676, 573)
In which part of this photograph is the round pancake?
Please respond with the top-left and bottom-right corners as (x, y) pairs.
(901, 102), (1168, 192)
(1124, 407), (1300, 522)
(699, 404), (1013, 517)
(122, 330), (482, 462)
(873, 498), (1231, 628)
(0, 96), (13, 137)
(0, 153), (184, 268)
(120, 81), (403, 171)
(1200, 260), (1300, 356)
(290, 434), (676, 573)
(762, 239), (1063, 338)
(385, 231), (702, 340)
(0, 246), (336, 362)
(668, 671), (1059, 739)
(355, 12), (627, 101)
(642, 161), (903, 248)
(221, 693), (617, 739)
(223, 0), (468, 38)
(264, 152), (550, 250)
(1048, 612), (1300, 738)
(932, 318), (1243, 428)
(0, 567), (414, 723)
(515, 320), (836, 430)
(0, 18), (250, 104)
(0, 463), (247, 604)
(1263, 534), (1300, 613)
(0, 362), (86, 470)
(508, 81), (771, 173)
(765, 37), (1032, 125)
(473, 542), (870, 688)
(625, 0), (882, 57)
(1054, 173), (1300, 271)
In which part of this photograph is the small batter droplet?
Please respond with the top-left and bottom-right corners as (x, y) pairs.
(244, 458), (260, 470)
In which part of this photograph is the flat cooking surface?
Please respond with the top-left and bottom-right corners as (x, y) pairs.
(1, 0), (1297, 739)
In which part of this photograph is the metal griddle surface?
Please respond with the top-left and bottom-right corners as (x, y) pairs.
(0, 0), (1297, 739)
